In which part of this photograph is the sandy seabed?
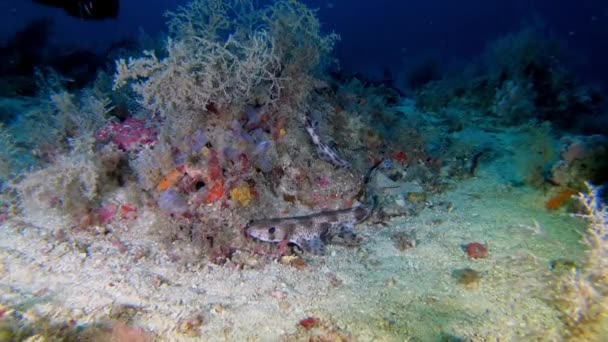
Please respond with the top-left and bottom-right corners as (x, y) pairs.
(0, 160), (584, 341)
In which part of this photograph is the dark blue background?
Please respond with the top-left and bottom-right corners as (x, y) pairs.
(1, 0), (606, 87)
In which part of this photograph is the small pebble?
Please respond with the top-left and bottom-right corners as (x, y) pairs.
(464, 242), (488, 259)
(211, 304), (225, 316)
(176, 313), (204, 337)
(279, 301), (291, 311)
(452, 267), (482, 288)
(391, 232), (416, 251)
(407, 192), (427, 203)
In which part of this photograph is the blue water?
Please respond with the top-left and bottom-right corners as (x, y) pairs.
(1, 0), (606, 87)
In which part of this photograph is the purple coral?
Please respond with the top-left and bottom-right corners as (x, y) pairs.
(224, 120), (273, 173)
(158, 189), (189, 216)
(188, 129), (209, 153)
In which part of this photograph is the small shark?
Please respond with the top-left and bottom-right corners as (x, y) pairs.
(246, 160), (390, 255)
(246, 199), (373, 255)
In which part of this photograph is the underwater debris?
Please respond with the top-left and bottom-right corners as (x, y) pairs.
(464, 242), (488, 259)
(108, 304), (141, 323)
(452, 267), (482, 288)
(280, 255), (307, 269)
(287, 316), (351, 341)
(468, 148), (489, 176)
(406, 191), (427, 203)
(305, 115), (351, 168)
(391, 150), (407, 165)
(210, 245), (235, 265)
(176, 313), (204, 337)
(550, 259), (577, 274)
(283, 193), (297, 204)
(299, 317), (320, 330)
(391, 231), (417, 251)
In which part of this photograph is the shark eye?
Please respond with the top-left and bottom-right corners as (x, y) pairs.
(268, 227), (276, 234)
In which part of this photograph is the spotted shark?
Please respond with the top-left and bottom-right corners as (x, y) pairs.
(246, 199), (373, 255)
(246, 160), (390, 255)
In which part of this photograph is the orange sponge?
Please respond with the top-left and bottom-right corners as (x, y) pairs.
(545, 189), (578, 210)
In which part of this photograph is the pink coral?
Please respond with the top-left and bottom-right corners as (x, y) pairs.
(96, 118), (156, 151)
(316, 176), (331, 188)
(96, 203), (118, 224)
(95, 203), (137, 224)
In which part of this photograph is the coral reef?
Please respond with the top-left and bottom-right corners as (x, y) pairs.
(550, 183), (608, 340)
(2, 0), (363, 265)
(415, 27), (602, 129)
(549, 135), (608, 189)
(1, 1), (607, 340)
(113, 0), (338, 118)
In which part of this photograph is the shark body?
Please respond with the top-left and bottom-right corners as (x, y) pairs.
(246, 199), (373, 255)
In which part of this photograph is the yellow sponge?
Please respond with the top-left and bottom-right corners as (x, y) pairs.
(230, 183), (253, 207)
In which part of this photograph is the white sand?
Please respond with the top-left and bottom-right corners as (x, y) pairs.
(0, 159), (584, 341)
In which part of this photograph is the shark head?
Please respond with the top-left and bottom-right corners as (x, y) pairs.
(246, 219), (290, 242)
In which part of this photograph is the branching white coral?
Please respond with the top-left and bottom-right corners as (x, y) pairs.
(16, 144), (101, 219)
(265, 0), (339, 72)
(113, 0), (339, 117)
(552, 182), (608, 336)
(113, 31), (281, 117)
(576, 182), (608, 280)
(21, 88), (112, 150)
